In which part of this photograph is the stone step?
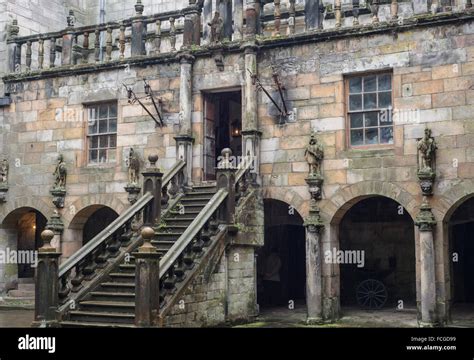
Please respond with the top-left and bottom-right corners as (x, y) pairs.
(89, 291), (136, 302)
(61, 320), (136, 328)
(68, 310), (135, 324)
(79, 300), (135, 313)
(7, 289), (35, 298)
(17, 278), (35, 284)
(18, 283), (35, 292)
(100, 282), (135, 293)
(109, 273), (135, 282)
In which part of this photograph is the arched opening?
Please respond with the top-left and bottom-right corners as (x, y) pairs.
(0, 207), (47, 287)
(64, 205), (119, 258)
(257, 199), (306, 312)
(337, 196), (417, 322)
(447, 196), (474, 322)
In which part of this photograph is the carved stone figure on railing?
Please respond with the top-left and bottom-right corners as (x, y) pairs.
(51, 154), (67, 208)
(208, 11), (223, 44)
(67, 10), (75, 28)
(0, 158), (9, 203)
(305, 133), (324, 178)
(417, 128), (437, 196)
(53, 154), (67, 189)
(128, 148), (140, 185)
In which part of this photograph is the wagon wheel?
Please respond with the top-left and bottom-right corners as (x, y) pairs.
(356, 279), (387, 309)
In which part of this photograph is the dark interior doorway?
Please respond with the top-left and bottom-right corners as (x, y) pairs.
(83, 207), (119, 245)
(203, 90), (242, 181)
(339, 196), (416, 309)
(450, 197), (474, 304)
(258, 199), (306, 309)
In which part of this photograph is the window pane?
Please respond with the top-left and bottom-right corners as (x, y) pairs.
(99, 135), (108, 148)
(350, 113), (363, 128)
(109, 118), (117, 132)
(88, 119), (97, 134)
(99, 105), (108, 119)
(378, 74), (392, 91)
(89, 150), (98, 163)
(351, 129), (364, 146)
(349, 77), (362, 93)
(109, 105), (117, 118)
(98, 149), (107, 163)
(379, 108), (393, 125)
(381, 127), (394, 144)
(365, 112), (378, 127)
(99, 119), (108, 133)
(378, 91), (392, 108)
(363, 93), (377, 109)
(109, 135), (117, 148)
(364, 75), (377, 92)
(90, 136), (98, 149)
(365, 128), (378, 144)
(349, 94), (362, 110)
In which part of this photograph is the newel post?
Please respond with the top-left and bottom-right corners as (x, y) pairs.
(134, 227), (160, 327)
(62, 10), (75, 65)
(8, 19), (21, 73)
(142, 155), (163, 226)
(131, 0), (146, 56)
(32, 230), (61, 328)
(216, 148), (236, 225)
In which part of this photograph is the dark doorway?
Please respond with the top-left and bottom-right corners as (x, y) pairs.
(83, 207), (119, 245)
(203, 90), (242, 180)
(339, 197), (416, 309)
(258, 199), (306, 309)
(449, 197), (474, 304)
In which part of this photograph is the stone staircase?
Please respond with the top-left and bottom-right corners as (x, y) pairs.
(1, 278), (35, 309)
(60, 184), (217, 328)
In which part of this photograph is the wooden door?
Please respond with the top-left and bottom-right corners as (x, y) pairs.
(204, 95), (217, 180)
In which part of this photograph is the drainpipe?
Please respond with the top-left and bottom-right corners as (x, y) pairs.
(99, 0), (106, 60)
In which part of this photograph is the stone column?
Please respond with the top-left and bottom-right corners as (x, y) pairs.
(305, 0), (323, 30)
(142, 155), (163, 226)
(415, 197), (437, 326)
(32, 230), (61, 328)
(216, 148), (237, 225)
(131, 0), (146, 56)
(304, 204), (324, 323)
(134, 227), (160, 327)
(62, 11), (75, 65)
(176, 53), (195, 186)
(233, 0), (244, 41)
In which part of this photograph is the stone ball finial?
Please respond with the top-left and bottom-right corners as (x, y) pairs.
(139, 226), (157, 253)
(40, 229), (55, 251)
(221, 148), (232, 158)
(148, 154), (159, 167)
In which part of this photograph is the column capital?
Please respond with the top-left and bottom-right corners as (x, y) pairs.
(415, 197), (437, 232)
(177, 52), (196, 64)
(304, 201), (325, 232)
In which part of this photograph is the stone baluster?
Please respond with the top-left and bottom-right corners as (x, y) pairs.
(50, 37), (56, 68)
(119, 22), (126, 60)
(335, 0), (342, 28)
(94, 28), (100, 62)
(8, 19), (21, 73)
(352, 0), (360, 26)
(82, 32), (89, 64)
(32, 230), (61, 328)
(38, 38), (44, 69)
(26, 40), (32, 71)
(274, 0), (281, 36)
(169, 17), (176, 51)
(132, 0), (146, 56)
(288, 0), (296, 35)
(105, 26), (113, 61)
(391, 0), (399, 21)
(62, 10), (75, 65)
(371, 0), (380, 24)
(142, 155), (163, 226)
(135, 227), (160, 327)
(155, 20), (162, 54)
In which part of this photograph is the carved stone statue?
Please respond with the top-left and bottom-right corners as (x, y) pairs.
(417, 128), (437, 172)
(305, 133), (324, 177)
(128, 148), (140, 185)
(53, 154), (67, 189)
(0, 158), (8, 185)
(208, 11), (223, 44)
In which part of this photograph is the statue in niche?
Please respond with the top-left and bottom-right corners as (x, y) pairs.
(417, 128), (437, 172)
(128, 148), (140, 185)
(53, 154), (67, 189)
(208, 11), (223, 44)
(0, 158), (8, 185)
(305, 133), (324, 177)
